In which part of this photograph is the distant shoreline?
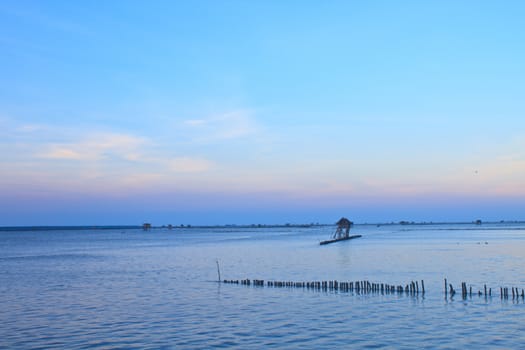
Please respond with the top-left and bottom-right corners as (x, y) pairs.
(2, 220), (525, 232)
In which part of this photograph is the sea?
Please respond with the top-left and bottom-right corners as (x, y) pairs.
(2, 222), (525, 349)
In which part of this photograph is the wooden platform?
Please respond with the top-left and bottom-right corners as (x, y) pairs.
(319, 234), (362, 245)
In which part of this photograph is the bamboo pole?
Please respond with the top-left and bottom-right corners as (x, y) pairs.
(215, 259), (221, 282)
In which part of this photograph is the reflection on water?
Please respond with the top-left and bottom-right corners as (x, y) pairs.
(2, 223), (525, 348)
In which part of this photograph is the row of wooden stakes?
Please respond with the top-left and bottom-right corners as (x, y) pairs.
(445, 278), (525, 300)
(225, 278), (525, 301)
(223, 279), (425, 295)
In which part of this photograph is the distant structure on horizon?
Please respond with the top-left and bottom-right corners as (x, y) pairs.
(334, 217), (353, 239)
(143, 223), (152, 231)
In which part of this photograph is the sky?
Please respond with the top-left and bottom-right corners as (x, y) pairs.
(1, 0), (525, 225)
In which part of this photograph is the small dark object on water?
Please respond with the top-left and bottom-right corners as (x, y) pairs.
(320, 234), (362, 245)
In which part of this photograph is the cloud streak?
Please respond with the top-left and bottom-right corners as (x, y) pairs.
(182, 110), (259, 142)
(38, 133), (147, 161)
(0, 119), (216, 194)
(2, 114), (525, 208)
(169, 157), (213, 173)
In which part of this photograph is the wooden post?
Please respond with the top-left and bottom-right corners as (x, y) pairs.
(215, 259), (221, 282)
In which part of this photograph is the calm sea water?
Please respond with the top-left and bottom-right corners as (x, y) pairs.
(2, 223), (525, 349)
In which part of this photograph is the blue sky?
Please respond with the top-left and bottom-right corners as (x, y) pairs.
(1, 1), (525, 225)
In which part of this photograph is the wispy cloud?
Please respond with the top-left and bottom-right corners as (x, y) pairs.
(39, 133), (147, 161)
(0, 119), (216, 193)
(4, 114), (525, 202)
(15, 123), (46, 133)
(182, 109), (259, 142)
(184, 119), (207, 126)
(169, 157), (213, 173)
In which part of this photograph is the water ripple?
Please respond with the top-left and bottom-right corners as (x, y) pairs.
(3, 225), (525, 348)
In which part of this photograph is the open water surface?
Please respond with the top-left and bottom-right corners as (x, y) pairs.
(2, 223), (525, 348)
